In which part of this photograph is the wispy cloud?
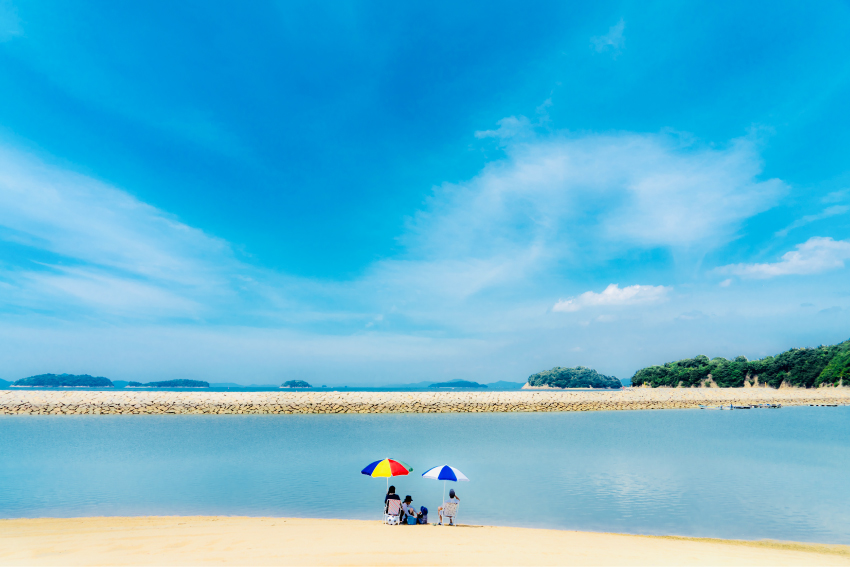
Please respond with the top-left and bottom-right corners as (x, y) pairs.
(822, 189), (849, 204)
(0, 124), (783, 329)
(474, 116), (533, 141)
(0, 145), (240, 318)
(718, 237), (850, 278)
(403, 127), (784, 273)
(591, 19), (625, 55)
(553, 284), (670, 312)
(775, 205), (849, 237)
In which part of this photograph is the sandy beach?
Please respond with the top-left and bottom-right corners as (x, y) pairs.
(1, 516), (848, 566)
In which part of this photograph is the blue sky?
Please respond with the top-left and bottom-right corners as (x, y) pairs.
(1, 0), (849, 384)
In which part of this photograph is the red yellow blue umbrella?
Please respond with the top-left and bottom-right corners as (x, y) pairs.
(361, 458), (413, 492)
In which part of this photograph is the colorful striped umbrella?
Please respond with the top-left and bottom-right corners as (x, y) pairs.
(361, 458), (413, 491)
(422, 464), (469, 508)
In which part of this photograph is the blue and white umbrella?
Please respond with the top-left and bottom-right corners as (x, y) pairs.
(422, 465), (469, 508)
(422, 465), (469, 482)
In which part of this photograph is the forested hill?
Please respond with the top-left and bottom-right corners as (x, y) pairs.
(13, 374), (113, 387)
(528, 367), (622, 389)
(631, 339), (850, 388)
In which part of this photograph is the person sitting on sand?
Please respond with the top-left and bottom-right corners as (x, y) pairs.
(385, 485), (401, 513)
(401, 495), (419, 524)
(438, 489), (460, 525)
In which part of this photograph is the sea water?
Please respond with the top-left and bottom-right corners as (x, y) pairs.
(0, 407), (848, 543)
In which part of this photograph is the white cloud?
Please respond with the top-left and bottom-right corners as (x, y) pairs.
(23, 266), (201, 317)
(591, 19), (625, 54)
(0, 145), (240, 316)
(774, 205), (849, 237)
(403, 130), (783, 270)
(822, 189), (849, 204)
(553, 284), (670, 312)
(718, 237), (850, 278)
(474, 116), (533, 140)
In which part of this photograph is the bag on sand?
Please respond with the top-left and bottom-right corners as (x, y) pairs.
(407, 514), (417, 525)
(418, 506), (428, 524)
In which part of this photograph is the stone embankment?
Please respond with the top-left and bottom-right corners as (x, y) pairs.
(1, 388), (849, 415)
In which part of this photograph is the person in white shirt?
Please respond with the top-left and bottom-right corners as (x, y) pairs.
(401, 495), (418, 524)
(438, 489), (460, 525)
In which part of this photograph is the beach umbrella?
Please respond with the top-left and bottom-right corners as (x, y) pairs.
(421, 464), (469, 506)
(362, 458), (413, 520)
(361, 458), (413, 491)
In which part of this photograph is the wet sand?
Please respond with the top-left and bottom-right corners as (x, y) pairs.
(1, 516), (848, 566)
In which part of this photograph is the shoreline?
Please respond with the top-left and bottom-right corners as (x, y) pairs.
(1, 516), (848, 566)
(1, 388), (848, 415)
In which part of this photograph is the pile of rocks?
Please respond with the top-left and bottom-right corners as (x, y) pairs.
(0, 388), (848, 415)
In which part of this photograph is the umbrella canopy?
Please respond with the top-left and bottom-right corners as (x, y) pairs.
(421, 465), (469, 482)
(422, 465), (469, 513)
(361, 458), (413, 478)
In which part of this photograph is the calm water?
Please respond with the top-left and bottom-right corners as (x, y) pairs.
(0, 407), (848, 543)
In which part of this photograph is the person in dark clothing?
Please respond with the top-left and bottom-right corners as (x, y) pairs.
(384, 485), (401, 513)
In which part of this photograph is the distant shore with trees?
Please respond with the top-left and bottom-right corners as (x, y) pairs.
(630, 339), (850, 388)
(525, 367), (622, 389)
(12, 374), (113, 388)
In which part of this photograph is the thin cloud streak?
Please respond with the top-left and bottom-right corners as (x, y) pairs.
(718, 237), (850, 278)
(0, 144), (243, 318)
(774, 205), (849, 237)
(591, 19), (625, 54)
(553, 284), (670, 313)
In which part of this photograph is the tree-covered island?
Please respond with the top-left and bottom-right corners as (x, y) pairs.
(526, 367), (622, 389)
(631, 339), (850, 388)
(281, 380), (312, 388)
(12, 374), (114, 387)
(127, 379), (209, 388)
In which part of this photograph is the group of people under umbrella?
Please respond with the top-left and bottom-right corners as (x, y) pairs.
(361, 459), (468, 526)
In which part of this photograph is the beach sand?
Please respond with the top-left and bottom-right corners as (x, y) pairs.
(1, 517), (848, 566)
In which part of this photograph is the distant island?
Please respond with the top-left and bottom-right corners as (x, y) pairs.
(631, 338), (850, 388)
(127, 379), (209, 388)
(12, 374), (113, 388)
(525, 367), (622, 389)
(281, 380), (312, 388)
(429, 380), (486, 388)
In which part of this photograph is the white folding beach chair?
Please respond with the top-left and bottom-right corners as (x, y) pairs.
(384, 499), (402, 525)
(441, 501), (459, 525)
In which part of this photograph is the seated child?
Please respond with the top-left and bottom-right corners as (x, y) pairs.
(401, 495), (418, 524)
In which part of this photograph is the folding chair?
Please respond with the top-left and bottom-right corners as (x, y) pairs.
(384, 499), (402, 525)
(441, 501), (459, 525)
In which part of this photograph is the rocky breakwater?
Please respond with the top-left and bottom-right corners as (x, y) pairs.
(1, 388), (849, 415)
